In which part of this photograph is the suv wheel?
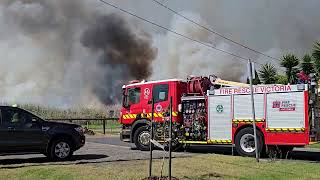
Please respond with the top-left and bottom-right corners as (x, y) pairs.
(134, 126), (150, 151)
(48, 138), (73, 161)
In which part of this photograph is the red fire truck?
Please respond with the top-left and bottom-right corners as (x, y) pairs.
(120, 75), (316, 157)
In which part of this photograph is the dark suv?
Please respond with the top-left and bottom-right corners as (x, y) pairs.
(0, 106), (85, 161)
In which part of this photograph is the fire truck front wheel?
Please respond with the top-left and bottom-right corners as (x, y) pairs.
(235, 127), (263, 157)
(134, 126), (150, 151)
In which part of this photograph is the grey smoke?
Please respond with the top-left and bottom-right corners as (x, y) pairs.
(0, 0), (320, 107)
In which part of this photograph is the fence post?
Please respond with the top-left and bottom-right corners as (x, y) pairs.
(103, 119), (106, 135)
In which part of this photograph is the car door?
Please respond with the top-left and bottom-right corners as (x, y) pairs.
(0, 107), (12, 152)
(0, 107), (46, 152)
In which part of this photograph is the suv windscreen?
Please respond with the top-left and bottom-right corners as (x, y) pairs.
(153, 84), (169, 103)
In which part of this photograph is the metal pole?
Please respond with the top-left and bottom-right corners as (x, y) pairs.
(315, 79), (319, 141)
(248, 59), (259, 162)
(149, 98), (154, 178)
(103, 119), (106, 135)
(169, 96), (172, 180)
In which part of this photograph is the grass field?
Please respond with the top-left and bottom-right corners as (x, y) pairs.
(17, 104), (120, 119)
(1, 154), (320, 180)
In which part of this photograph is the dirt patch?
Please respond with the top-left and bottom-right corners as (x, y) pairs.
(201, 173), (224, 178)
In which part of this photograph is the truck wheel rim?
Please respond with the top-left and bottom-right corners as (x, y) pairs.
(240, 134), (255, 153)
(139, 131), (150, 146)
(55, 142), (70, 158)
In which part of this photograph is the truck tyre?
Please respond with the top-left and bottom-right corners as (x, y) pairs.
(48, 138), (74, 161)
(134, 126), (151, 151)
(235, 127), (263, 157)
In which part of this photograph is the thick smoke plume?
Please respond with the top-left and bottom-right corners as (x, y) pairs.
(81, 14), (156, 103)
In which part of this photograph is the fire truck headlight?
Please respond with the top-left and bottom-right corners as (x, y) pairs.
(178, 104), (182, 112)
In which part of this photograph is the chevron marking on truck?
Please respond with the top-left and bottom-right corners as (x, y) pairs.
(122, 112), (178, 119)
(232, 119), (265, 124)
(266, 128), (305, 132)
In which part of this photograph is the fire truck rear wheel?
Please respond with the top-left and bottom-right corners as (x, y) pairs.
(134, 126), (150, 151)
(235, 127), (263, 157)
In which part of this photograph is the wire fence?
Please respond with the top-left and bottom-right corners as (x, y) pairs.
(45, 118), (120, 134)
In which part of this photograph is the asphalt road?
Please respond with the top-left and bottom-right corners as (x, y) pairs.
(1, 135), (320, 169)
(0, 135), (192, 168)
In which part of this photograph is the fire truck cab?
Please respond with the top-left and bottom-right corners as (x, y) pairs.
(120, 79), (185, 150)
(120, 76), (316, 157)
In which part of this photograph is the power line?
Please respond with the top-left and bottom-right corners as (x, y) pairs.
(97, 0), (266, 66)
(151, 0), (282, 64)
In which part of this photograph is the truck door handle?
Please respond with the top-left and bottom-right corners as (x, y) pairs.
(8, 127), (15, 131)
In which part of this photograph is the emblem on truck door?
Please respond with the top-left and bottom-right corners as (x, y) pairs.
(144, 88), (150, 99)
(216, 105), (224, 113)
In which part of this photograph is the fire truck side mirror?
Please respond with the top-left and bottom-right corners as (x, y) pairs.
(123, 95), (130, 108)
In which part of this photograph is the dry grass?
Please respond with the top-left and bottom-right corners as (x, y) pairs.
(0, 103), (120, 119)
(1, 154), (320, 180)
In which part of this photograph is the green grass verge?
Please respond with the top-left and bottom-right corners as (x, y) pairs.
(307, 143), (320, 149)
(1, 154), (320, 180)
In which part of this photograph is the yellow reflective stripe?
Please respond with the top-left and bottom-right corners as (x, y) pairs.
(179, 141), (208, 144)
(125, 115), (130, 119)
(158, 113), (163, 117)
(172, 112), (178, 116)
(122, 115), (127, 119)
(129, 114), (134, 118)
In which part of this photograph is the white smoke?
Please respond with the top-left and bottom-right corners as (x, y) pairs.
(152, 12), (246, 81)
(0, 0), (156, 107)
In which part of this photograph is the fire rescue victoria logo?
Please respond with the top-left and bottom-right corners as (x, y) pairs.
(216, 105), (224, 113)
(272, 100), (296, 111)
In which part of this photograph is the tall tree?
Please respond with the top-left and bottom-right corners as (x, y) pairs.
(312, 41), (320, 74)
(301, 54), (315, 75)
(246, 70), (261, 85)
(280, 54), (300, 84)
(258, 63), (277, 84)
